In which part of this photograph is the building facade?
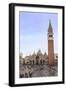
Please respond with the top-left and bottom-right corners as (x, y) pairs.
(19, 50), (48, 65)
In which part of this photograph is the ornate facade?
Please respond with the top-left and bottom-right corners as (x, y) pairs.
(20, 50), (48, 65)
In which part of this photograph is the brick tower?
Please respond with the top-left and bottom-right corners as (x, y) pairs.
(48, 20), (54, 65)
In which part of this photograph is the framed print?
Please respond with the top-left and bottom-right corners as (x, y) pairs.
(9, 3), (65, 87)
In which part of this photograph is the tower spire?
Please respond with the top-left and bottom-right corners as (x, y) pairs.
(49, 20), (51, 27)
(48, 20), (53, 33)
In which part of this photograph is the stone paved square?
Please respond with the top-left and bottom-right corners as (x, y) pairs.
(19, 64), (58, 78)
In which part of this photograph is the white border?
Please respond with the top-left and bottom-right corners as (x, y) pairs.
(15, 6), (62, 84)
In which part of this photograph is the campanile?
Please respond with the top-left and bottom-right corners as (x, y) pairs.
(48, 20), (54, 65)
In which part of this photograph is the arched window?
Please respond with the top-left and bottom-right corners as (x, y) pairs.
(40, 60), (43, 64)
(36, 55), (39, 64)
(49, 35), (52, 37)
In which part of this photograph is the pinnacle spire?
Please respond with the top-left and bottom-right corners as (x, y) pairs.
(49, 20), (51, 27)
(48, 20), (53, 33)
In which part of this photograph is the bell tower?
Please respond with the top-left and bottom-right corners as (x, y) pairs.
(48, 20), (54, 65)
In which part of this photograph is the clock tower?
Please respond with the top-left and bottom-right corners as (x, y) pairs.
(48, 20), (54, 65)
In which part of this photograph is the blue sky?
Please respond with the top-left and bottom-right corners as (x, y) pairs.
(19, 11), (58, 57)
